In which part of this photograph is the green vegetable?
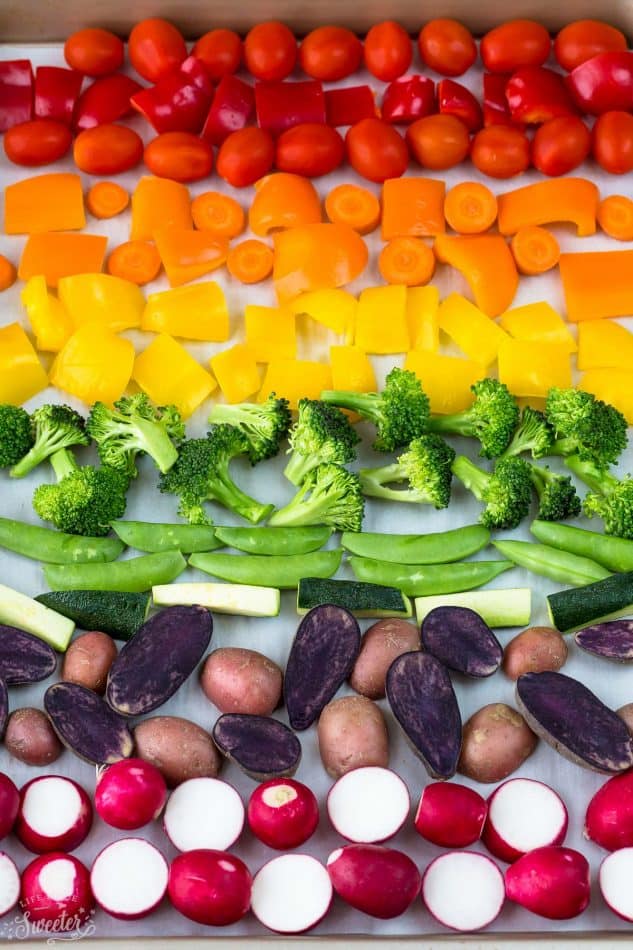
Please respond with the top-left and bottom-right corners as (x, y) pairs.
(0, 582), (74, 651)
(189, 549), (342, 589)
(152, 582), (280, 617)
(297, 576), (412, 617)
(341, 525), (490, 564)
(501, 407), (554, 460)
(528, 465), (581, 522)
(112, 520), (221, 554)
(0, 516), (124, 564)
(452, 455), (533, 530)
(427, 378), (519, 459)
(566, 455), (633, 539)
(208, 393), (291, 464)
(359, 434), (455, 510)
(214, 525), (332, 556)
(547, 571), (633, 633)
(86, 394), (184, 478)
(0, 404), (33, 468)
(546, 387), (627, 466)
(531, 520), (633, 573)
(283, 399), (360, 485)
(268, 463), (364, 532)
(349, 556), (514, 597)
(493, 539), (610, 587)
(35, 590), (150, 640)
(415, 589), (532, 628)
(11, 404), (89, 479)
(44, 550), (186, 593)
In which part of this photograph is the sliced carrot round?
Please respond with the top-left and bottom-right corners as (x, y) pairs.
(0, 254), (16, 291)
(444, 181), (498, 234)
(86, 181), (130, 219)
(191, 191), (245, 238)
(597, 194), (633, 241)
(325, 183), (381, 235)
(107, 240), (161, 285)
(379, 237), (435, 286)
(510, 225), (560, 276)
(227, 238), (274, 284)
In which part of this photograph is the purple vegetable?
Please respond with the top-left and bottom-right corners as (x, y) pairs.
(516, 671), (633, 773)
(386, 651), (462, 780)
(421, 606), (502, 678)
(106, 606), (212, 717)
(44, 682), (133, 765)
(0, 625), (57, 685)
(212, 713), (301, 780)
(285, 605), (360, 731)
(575, 620), (633, 662)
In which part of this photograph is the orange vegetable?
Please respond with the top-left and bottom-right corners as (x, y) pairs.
(579, 369), (633, 424)
(438, 292), (510, 367)
(597, 195), (633, 241)
(355, 284), (410, 354)
(498, 339), (572, 398)
(0, 254), (16, 291)
(325, 183), (381, 235)
(379, 237), (436, 286)
(560, 250), (633, 321)
(18, 233), (108, 288)
(381, 177), (445, 240)
(404, 349), (485, 414)
(497, 177), (599, 237)
(273, 223), (368, 302)
(577, 320), (633, 371)
(434, 233), (518, 317)
(0, 323), (48, 405)
(258, 359), (332, 409)
(500, 302), (577, 353)
(191, 191), (245, 238)
(510, 225), (560, 275)
(133, 334), (216, 418)
(5, 173), (85, 235)
(107, 241), (162, 285)
(329, 345), (376, 393)
(210, 344), (261, 405)
(226, 239), (274, 284)
(249, 173), (322, 237)
(86, 181), (129, 219)
(154, 228), (228, 287)
(444, 182), (498, 234)
(50, 324), (134, 406)
(407, 285), (439, 351)
(130, 176), (192, 241)
(245, 305), (296, 362)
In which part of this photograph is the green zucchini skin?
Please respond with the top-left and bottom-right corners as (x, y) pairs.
(36, 590), (151, 641)
(297, 577), (412, 618)
(547, 571), (633, 633)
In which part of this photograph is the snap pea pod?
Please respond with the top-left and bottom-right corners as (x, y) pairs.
(341, 524), (490, 564)
(214, 525), (332, 556)
(43, 551), (187, 593)
(531, 520), (633, 574)
(493, 539), (611, 587)
(189, 550), (342, 589)
(112, 521), (221, 554)
(0, 517), (124, 564)
(348, 556), (514, 597)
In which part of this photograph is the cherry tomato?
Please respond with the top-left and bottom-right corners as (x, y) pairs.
(193, 29), (242, 79)
(406, 114), (470, 170)
(531, 115), (591, 176)
(4, 119), (72, 166)
(144, 132), (214, 183)
(244, 21), (297, 81)
(592, 111), (633, 174)
(128, 18), (187, 83)
(554, 20), (627, 72)
(481, 19), (550, 73)
(217, 127), (275, 187)
(470, 125), (531, 179)
(346, 117), (408, 183)
(74, 124), (143, 175)
(275, 123), (345, 177)
(64, 28), (124, 77)
(417, 18), (476, 77)
(300, 26), (363, 81)
(363, 21), (412, 82)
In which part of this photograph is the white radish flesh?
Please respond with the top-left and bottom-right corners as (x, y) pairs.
(251, 854), (332, 934)
(20, 853), (93, 926)
(0, 853), (20, 916)
(16, 776), (92, 853)
(600, 847), (633, 922)
(327, 767), (410, 843)
(91, 838), (168, 920)
(327, 844), (421, 919)
(483, 778), (568, 863)
(163, 777), (244, 852)
(414, 782), (487, 848)
(422, 851), (505, 932)
(248, 778), (319, 850)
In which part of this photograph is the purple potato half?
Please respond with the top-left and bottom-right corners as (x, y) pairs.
(575, 620), (633, 662)
(0, 625), (57, 685)
(421, 606), (503, 678)
(0, 678), (7, 738)
(212, 713), (301, 781)
(44, 681), (133, 765)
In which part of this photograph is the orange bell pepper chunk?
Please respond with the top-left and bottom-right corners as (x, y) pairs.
(404, 349), (485, 415)
(258, 359), (332, 409)
(154, 228), (228, 288)
(434, 234), (518, 318)
(50, 324), (135, 407)
(5, 173), (85, 235)
(133, 334), (216, 419)
(249, 173), (322, 237)
(381, 177), (445, 240)
(210, 344), (261, 404)
(577, 319), (633, 371)
(130, 176), (192, 241)
(0, 323), (48, 405)
(273, 224), (368, 303)
(498, 339), (572, 398)
(18, 234), (108, 288)
(497, 178), (599, 237)
(579, 369), (633, 424)
(560, 250), (633, 322)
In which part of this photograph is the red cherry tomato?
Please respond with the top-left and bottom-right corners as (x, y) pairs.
(4, 119), (72, 166)
(346, 117), (408, 183)
(481, 19), (551, 73)
(531, 115), (591, 176)
(417, 18), (477, 77)
(554, 20), (627, 72)
(406, 113), (470, 170)
(74, 124), (143, 175)
(470, 125), (531, 178)
(128, 18), (187, 83)
(217, 127), (275, 187)
(363, 21), (412, 82)
(64, 28), (124, 77)
(193, 29), (242, 80)
(275, 123), (345, 177)
(144, 131), (214, 183)
(244, 21), (297, 81)
(300, 26), (363, 81)
(592, 110), (633, 174)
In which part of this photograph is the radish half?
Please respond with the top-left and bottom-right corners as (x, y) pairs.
(585, 771), (633, 851)
(16, 775), (92, 854)
(327, 767), (410, 843)
(415, 782), (487, 848)
(483, 778), (568, 863)
(91, 837), (168, 920)
(251, 854), (332, 933)
(0, 774), (19, 841)
(505, 846), (590, 920)
(327, 844), (421, 919)
(163, 776), (244, 852)
(422, 851), (505, 932)
(95, 758), (167, 830)
(0, 853), (20, 916)
(247, 778), (319, 850)
(600, 847), (633, 922)
(20, 852), (93, 927)
(168, 850), (252, 926)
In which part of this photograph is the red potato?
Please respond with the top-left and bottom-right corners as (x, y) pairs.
(251, 853), (333, 934)
(4, 708), (62, 766)
(327, 844), (421, 919)
(349, 618), (420, 699)
(248, 778), (319, 850)
(163, 776), (244, 852)
(21, 853), (93, 928)
(0, 853), (19, 916)
(61, 631), (118, 694)
(617, 702), (633, 734)
(95, 758), (167, 830)
(585, 771), (633, 851)
(458, 702), (538, 783)
(168, 850), (251, 926)
(502, 626), (568, 680)
(200, 647), (282, 716)
(16, 775), (92, 854)
(422, 851), (505, 931)
(327, 766), (410, 843)
(415, 782), (487, 848)
(133, 715), (222, 788)
(505, 846), (590, 920)
(483, 778), (568, 863)
(317, 695), (389, 779)
(599, 847), (633, 922)
(0, 773), (19, 840)
(91, 838), (168, 920)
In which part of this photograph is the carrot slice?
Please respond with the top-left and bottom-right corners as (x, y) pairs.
(0, 254), (16, 291)
(325, 184), (381, 235)
(87, 181), (130, 219)
(191, 191), (245, 239)
(444, 182), (498, 234)
(227, 239), (274, 284)
(597, 195), (633, 241)
(510, 225), (560, 276)
(379, 237), (436, 286)
(107, 240), (161, 286)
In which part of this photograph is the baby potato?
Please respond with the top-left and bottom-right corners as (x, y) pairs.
(618, 703), (633, 735)
(503, 626), (568, 680)
(5, 708), (62, 766)
(200, 647), (282, 716)
(318, 694), (389, 779)
(61, 631), (118, 694)
(349, 619), (421, 699)
(458, 702), (537, 784)
(134, 715), (222, 788)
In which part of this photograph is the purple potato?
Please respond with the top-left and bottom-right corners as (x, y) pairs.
(284, 605), (360, 731)
(0, 679), (7, 738)
(44, 682), (133, 765)
(212, 713), (301, 781)
(0, 625), (57, 685)
(516, 671), (633, 773)
(421, 606), (502, 677)
(386, 651), (462, 780)
(575, 620), (633, 662)
(106, 606), (212, 717)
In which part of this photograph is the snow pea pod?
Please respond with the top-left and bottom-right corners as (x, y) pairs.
(0, 516), (124, 564)
(43, 551), (187, 593)
(214, 525), (332, 556)
(530, 520), (633, 574)
(189, 550), (342, 589)
(493, 539), (611, 587)
(341, 524), (490, 564)
(112, 520), (221, 554)
(348, 556), (514, 597)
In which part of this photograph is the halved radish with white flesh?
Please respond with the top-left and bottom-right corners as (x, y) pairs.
(327, 844), (421, 919)
(247, 778), (319, 850)
(483, 778), (568, 863)
(415, 782), (487, 848)
(327, 767), (410, 843)
(505, 846), (590, 920)
(422, 851), (505, 932)
(168, 850), (252, 926)
(599, 847), (633, 922)
(0, 853), (20, 916)
(251, 853), (332, 934)
(16, 776), (92, 854)
(163, 777), (244, 852)
(91, 838), (168, 920)
(20, 852), (93, 926)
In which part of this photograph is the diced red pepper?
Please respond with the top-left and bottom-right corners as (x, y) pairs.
(0, 60), (33, 132)
(483, 73), (514, 126)
(255, 80), (325, 136)
(201, 74), (254, 145)
(438, 78), (483, 132)
(34, 66), (83, 126)
(567, 51), (633, 115)
(131, 56), (214, 134)
(506, 66), (577, 124)
(325, 85), (375, 126)
(74, 73), (143, 130)
(381, 75), (435, 125)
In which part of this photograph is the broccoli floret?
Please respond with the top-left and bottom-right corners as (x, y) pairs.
(268, 463), (364, 532)
(428, 379), (520, 458)
(283, 399), (360, 485)
(0, 405), (34, 468)
(546, 387), (627, 467)
(452, 455), (533, 530)
(359, 434), (455, 510)
(10, 404), (88, 478)
(501, 407), (555, 460)
(566, 455), (633, 538)
(208, 393), (291, 465)
(32, 448), (128, 536)
(321, 367), (429, 452)
(529, 464), (581, 522)
(159, 424), (273, 525)
(87, 394), (184, 478)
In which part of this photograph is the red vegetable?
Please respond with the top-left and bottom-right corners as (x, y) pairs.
(418, 18), (477, 77)
(64, 28), (124, 77)
(144, 131), (214, 182)
(200, 74), (254, 145)
(300, 26), (362, 81)
(585, 771), (633, 851)
(4, 118), (72, 166)
(406, 114), (470, 170)
(481, 19), (551, 73)
(34, 67), (83, 126)
(0, 773), (19, 840)
(554, 20), (627, 72)
(95, 759), (167, 831)
(592, 110), (633, 174)
(567, 51), (633, 115)
(325, 86), (375, 126)
(415, 782), (487, 847)
(506, 66), (577, 124)
(216, 126), (274, 187)
(0, 60), (33, 132)
(255, 80), (325, 136)
(193, 29), (242, 80)
(438, 78), (482, 131)
(73, 73), (142, 130)
(21, 853), (93, 927)
(483, 73), (514, 127)
(131, 56), (213, 134)
(382, 75), (436, 125)
(74, 123), (144, 175)
(363, 21), (412, 82)
(505, 846), (590, 920)
(531, 115), (591, 176)
(471, 125), (531, 178)
(128, 17), (187, 83)
(275, 123), (345, 177)
(169, 850), (251, 926)
(346, 117), (408, 183)
(248, 778), (319, 849)
(244, 21), (297, 81)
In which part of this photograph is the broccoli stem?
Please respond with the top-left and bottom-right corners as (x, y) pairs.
(123, 416), (179, 474)
(451, 456), (489, 501)
(359, 463), (417, 503)
(565, 455), (619, 495)
(283, 451), (315, 486)
(210, 474), (274, 524)
(50, 448), (77, 482)
(321, 390), (379, 422)
(268, 482), (332, 527)
(427, 412), (474, 437)
(11, 429), (77, 479)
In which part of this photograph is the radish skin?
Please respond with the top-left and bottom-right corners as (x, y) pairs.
(599, 847), (633, 922)
(327, 767), (410, 843)
(0, 853), (20, 916)
(585, 771), (633, 851)
(91, 838), (168, 920)
(163, 776), (244, 852)
(483, 778), (568, 863)
(247, 778), (319, 850)
(16, 775), (92, 854)
(422, 851), (505, 932)
(251, 854), (332, 933)
(95, 758), (167, 830)
(327, 844), (421, 919)
(0, 774), (19, 840)
(505, 846), (590, 920)
(168, 850), (252, 926)
(415, 782), (487, 848)
(20, 852), (93, 927)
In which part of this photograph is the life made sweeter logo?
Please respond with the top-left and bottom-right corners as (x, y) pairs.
(0, 906), (97, 943)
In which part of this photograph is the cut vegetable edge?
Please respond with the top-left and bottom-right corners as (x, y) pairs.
(482, 778), (568, 863)
(415, 589), (531, 628)
(600, 848), (633, 922)
(251, 853), (333, 934)
(163, 776), (244, 853)
(152, 582), (280, 616)
(326, 766), (410, 844)
(0, 853), (20, 916)
(422, 851), (505, 932)
(0, 583), (75, 652)
(90, 837), (168, 920)
(16, 775), (93, 854)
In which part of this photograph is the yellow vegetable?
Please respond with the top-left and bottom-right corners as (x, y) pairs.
(407, 285), (439, 351)
(329, 345), (376, 393)
(498, 339), (572, 398)
(21, 276), (73, 353)
(258, 360), (332, 409)
(50, 325), (134, 406)
(579, 369), (633, 424)
(287, 289), (357, 336)
(142, 282), (229, 342)
(57, 274), (144, 332)
(404, 350), (485, 414)
(499, 301), (577, 353)
(245, 305), (296, 363)
(210, 344), (261, 404)
(0, 323), (48, 405)
(438, 292), (509, 367)
(577, 320), (633, 371)
(355, 284), (410, 354)
(133, 335), (216, 418)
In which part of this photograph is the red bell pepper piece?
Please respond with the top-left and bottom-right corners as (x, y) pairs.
(0, 60), (33, 132)
(567, 51), (633, 115)
(483, 73), (514, 126)
(34, 66), (83, 126)
(131, 56), (214, 134)
(74, 73), (143, 130)
(325, 85), (375, 126)
(381, 75), (435, 125)
(438, 79), (483, 132)
(255, 80), (325, 136)
(506, 66), (577, 123)
(201, 74), (254, 145)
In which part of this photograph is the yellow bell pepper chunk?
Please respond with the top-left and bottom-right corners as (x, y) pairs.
(499, 301), (577, 353)
(50, 325), (134, 407)
(330, 345), (376, 393)
(57, 274), (144, 333)
(498, 339), (572, 398)
(142, 282), (229, 342)
(579, 369), (633, 424)
(133, 335), (216, 419)
(245, 305), (296, 363)
(287, 289), (357, 336)
(258, 360), (332, 409)
(407, 286), (439, 351)
(438, 292), (510, 368)
(355, 285), (410, 354)
(210, 344), (261, 404)
(0, 323), (48, 405)
(404, 350), (485, 414)
(21, 276), (73, 353)
(577, 320), (633, 371)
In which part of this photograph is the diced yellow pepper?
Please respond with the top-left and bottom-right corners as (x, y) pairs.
(499, 301), (577, 353)
(287, 289), (357, 336)
(355, 285), (410, 354)
(407, 286), (439, 351)
(133, 335), (216, 419)
(258, 360), (332, 409)
(579, 369), (633, 423)
(330, 346), (376, 393)
(21, 276), (73, 353)
(57, 274), (144, 333)
(438, 292), (509, 368)
(577, 320), (633, 371)
(245, 305), (296, 363)
(0, 323), (48, 405)
(142, 282), (229, 342)
(498, 339), (572, 398)
(50, 325), (134, 406)
(210, 344), (261, 404)
(404, 350), (485, 414)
